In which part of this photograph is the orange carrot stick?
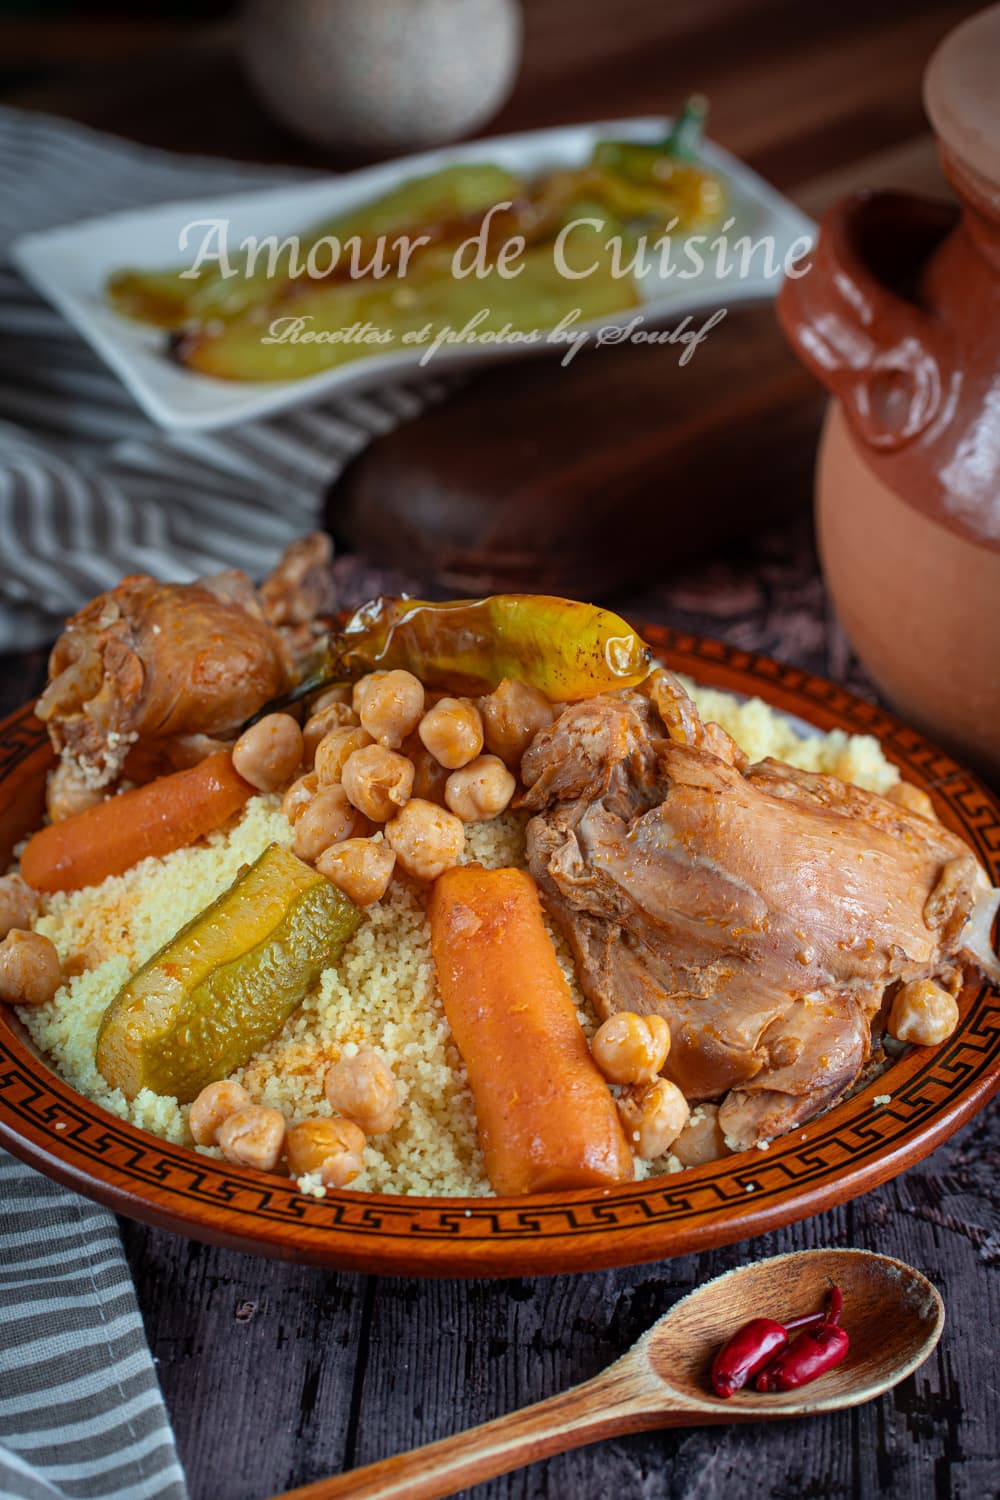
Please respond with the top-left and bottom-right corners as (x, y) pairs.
(429, 864), (634, 1195)
(21, 752), (254, 894)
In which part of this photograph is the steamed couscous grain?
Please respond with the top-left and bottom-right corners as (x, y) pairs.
(20, 687), (899, 1196)
(683, 679), (899, 794)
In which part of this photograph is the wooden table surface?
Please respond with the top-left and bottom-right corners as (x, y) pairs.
(2, 4), (997, 1498)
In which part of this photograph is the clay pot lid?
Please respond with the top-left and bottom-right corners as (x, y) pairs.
(924, 4), (1000, 192)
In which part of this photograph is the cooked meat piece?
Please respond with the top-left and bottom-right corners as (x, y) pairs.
(36, 534), (334, 796)
(523, 671), (999, 1150)
(259, 531), (336, 629)
(258, 531), (336, 677)
(37, 572), (289, 791)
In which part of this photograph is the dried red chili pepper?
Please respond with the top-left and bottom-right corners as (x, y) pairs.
(710, 1307), (827, 1398)
(754, 1285), (849, 1392)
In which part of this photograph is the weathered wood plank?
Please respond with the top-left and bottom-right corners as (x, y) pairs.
(117, 1227), (369, 1500)
(115, 1104), (995, 1500)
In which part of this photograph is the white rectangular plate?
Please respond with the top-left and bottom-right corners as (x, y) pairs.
(10, 118), (815, 432)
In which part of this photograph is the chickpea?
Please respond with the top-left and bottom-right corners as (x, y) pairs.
(294, 784), (365, 862)
(385, 798), (465, 882)
(402, 731), (451, 805)
(887, 781), (937, 821)
(888, 978), (960, 1046)
(418, 698), (484, 770)
(480, 678), (556, 769)
(324, 1047), (400, 1135)
(591, 1012), (670, 1086)
(188, 1080), (251, 1147)
(0, 930), (61, 1006)
(314, 726), (373, 785)
(286, 1116), (366, 1188)
(216, 1104), (286, 1172)
(0, 873), (39, 940)
(341, 744), (414, 823)
(310, 684), (352, 714)
(444, 755), (516, 823)
(618, 1079), (690, 1158)
(303, 701), (359, 763)
(358, 669), (425, 750)
(317, 836), (396, 907)
(232, 713), (303, 792)
(352, 671), (386, 716)
(282, 772), (318, 824)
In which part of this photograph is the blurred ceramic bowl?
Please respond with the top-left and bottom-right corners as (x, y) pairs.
(240, 0), (523, 153)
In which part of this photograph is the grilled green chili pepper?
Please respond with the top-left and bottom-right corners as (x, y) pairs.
(170, 226), (637, 382)
(108, 164), (524, 329)
(328, 595), (653, 702)
(592, 95), (710, 182)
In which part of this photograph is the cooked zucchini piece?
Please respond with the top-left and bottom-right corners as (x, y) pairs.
(96, 843), (361, 1102)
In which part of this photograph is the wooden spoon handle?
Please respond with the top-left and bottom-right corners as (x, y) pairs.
(268, 1358), (681, 1500)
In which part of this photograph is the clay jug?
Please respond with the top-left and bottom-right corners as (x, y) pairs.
(778, 5), (1000, 781)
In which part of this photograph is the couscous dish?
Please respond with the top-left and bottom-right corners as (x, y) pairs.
(1, 540), (996, 1200)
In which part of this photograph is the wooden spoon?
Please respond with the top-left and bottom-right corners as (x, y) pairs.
(268, 1248), (944, 1500)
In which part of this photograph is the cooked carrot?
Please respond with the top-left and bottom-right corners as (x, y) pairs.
(429, 864), (634, 1195)
(21, 752), (254, 894)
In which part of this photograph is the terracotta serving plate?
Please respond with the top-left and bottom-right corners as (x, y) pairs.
(0, 627), (997, 1278)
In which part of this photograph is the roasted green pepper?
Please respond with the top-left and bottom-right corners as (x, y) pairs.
(96, 843), (361, 1103)
(107, 163), (524, 329)
(328, 595), (653, 701)
(592, 95), (711, 181)
(588, 97), (722, 231)
(169, 226), (638, 382)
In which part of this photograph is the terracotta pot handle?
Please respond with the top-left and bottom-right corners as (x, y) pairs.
(778, 191), (958, 453)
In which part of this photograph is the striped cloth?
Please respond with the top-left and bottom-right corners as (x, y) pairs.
(0, 104), (443, 651)
(0, 1153), (186, 1500)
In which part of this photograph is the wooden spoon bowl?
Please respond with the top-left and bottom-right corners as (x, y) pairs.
(644, 1247), (943, 1416)
(275, 1249), (944, 1499)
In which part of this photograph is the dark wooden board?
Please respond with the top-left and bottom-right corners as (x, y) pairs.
(328, 303), (826, 599)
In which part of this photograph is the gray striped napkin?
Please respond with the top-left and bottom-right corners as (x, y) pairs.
(0, 1152), (186, 1500)
(0, 104), (445, 652)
